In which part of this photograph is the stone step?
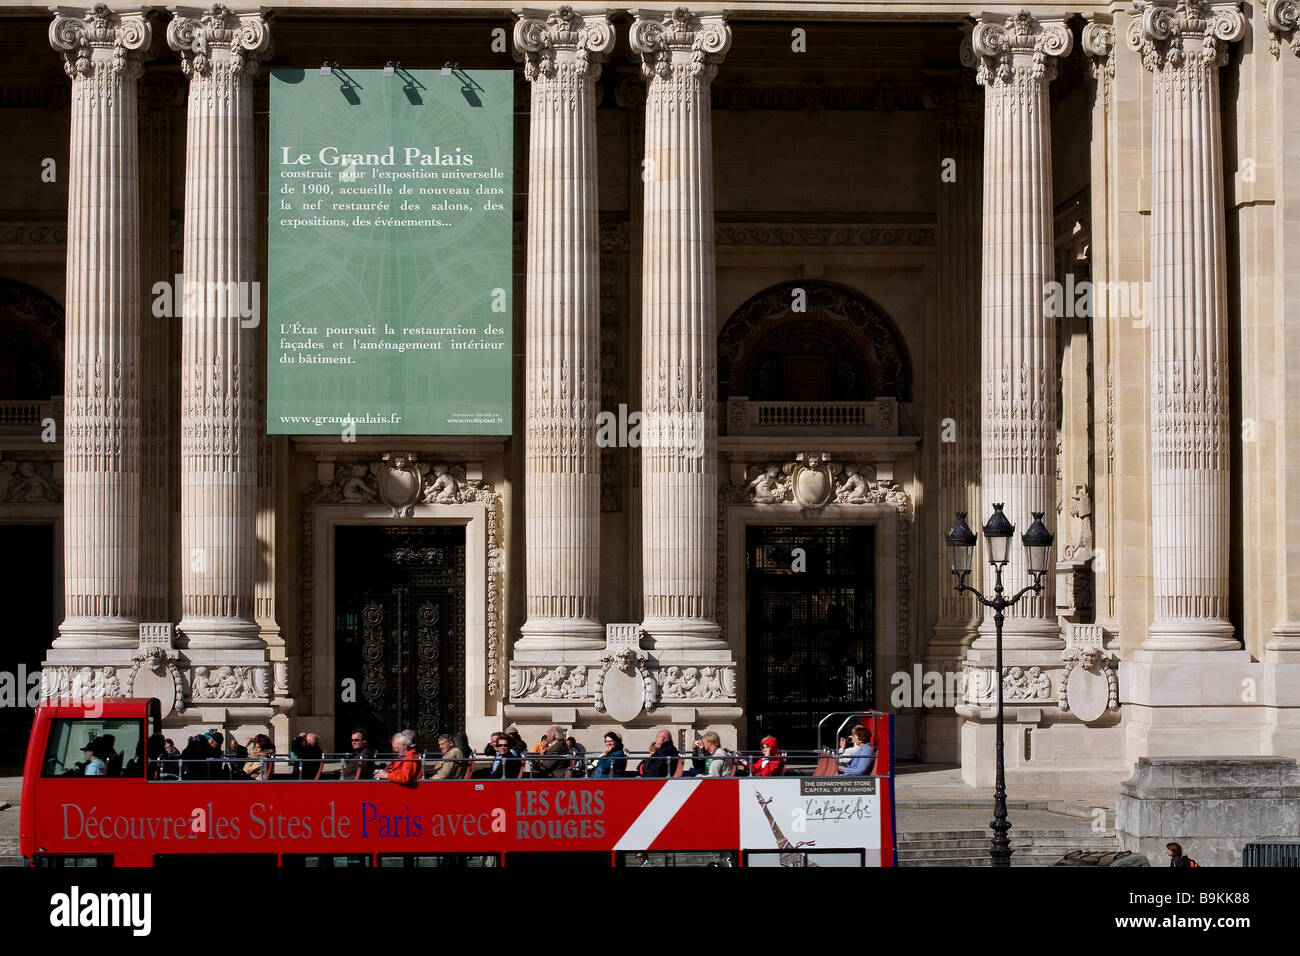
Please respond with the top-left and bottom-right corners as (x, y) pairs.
(899, 843), (1115, 858)
(899, 829), (1106, 842)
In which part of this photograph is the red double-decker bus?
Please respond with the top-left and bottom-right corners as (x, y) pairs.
(20, 699), (895, 868)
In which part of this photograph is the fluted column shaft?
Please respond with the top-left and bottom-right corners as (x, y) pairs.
(50, 6), (149, 649)
(967, 13), (1071, 649)
(1133, 0), (1243, 650)
(933, 101), (984, 649)
(630, 10), (730, 651)
(513, 8), (613, 652)
(169, 7), (270, 648)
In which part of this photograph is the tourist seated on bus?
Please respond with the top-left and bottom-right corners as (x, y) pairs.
(748, 736), (785, 777)
(342, 728), (375, 781)
(700, 731), (736, 778)
(427, 734), (464, 780)
(244, 734), (275, 781)
(531, 726), (570, 778)
(375, 730), (421, 785)
(841, 725), (875, 776)
(590, 732), (627, 777)
(181, 733), (211, 780)
(291, 732), (324, 780)
(638, 729), (679, 777)
(486, 734), (522, 778)
(144, 732), (168, 780)
(567, 736), (588, 777)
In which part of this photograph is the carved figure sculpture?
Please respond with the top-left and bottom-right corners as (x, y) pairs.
(836, 463), (870, 503)
(426, 464), (461, 504)
(340, 464), (375, 503)
(745, 464), (788, 503)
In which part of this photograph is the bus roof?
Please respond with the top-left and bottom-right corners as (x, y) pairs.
(37, 698), (155, 719)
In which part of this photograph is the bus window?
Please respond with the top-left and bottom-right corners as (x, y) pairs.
(34, 855), (114, 868)
(282, 854), (371, 868)
(376, 854), (498, 868)
(153, 854), (278, 869)
(617, 850), (738, 868)
(744, 849), (865, 867)
(41, 718), (144, 778)
(503, 851), (611, 869)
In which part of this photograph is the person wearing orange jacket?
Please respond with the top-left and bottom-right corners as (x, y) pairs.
(375, 729), (421, 785)
(749, 736), (786, 777)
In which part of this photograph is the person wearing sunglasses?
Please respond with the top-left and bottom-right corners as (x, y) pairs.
(343, 728), (375, 781)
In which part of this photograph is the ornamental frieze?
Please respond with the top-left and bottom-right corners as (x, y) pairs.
(507, 659), (738, 707)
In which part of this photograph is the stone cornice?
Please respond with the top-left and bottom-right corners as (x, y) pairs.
(166, 4), (271, 79)
(1266, 0), (1300, 57)
(629, 6), (731, 82)
(49, 4), (151, 81)
(513, 6), (614, 81)
(1128, 0), (1244, 71)
(965, 10), (1073, 87)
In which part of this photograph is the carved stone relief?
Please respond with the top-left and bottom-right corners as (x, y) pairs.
(0, 460), (62, 503)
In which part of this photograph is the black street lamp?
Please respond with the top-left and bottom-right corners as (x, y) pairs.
(945, 504), (1053, 868)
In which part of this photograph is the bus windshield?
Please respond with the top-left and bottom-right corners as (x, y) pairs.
(42, 718), (145, 778)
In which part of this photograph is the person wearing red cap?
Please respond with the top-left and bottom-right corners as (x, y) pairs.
(750, 736), (785, 777)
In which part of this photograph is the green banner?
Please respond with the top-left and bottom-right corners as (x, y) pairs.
(267, 68), (513, 435)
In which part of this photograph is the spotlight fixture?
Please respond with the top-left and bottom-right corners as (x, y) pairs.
(441, 61), (456, 77)
(320, 60), (337, 76)
(384, 60), (400, 77)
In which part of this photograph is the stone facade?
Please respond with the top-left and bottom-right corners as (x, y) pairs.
(0, 2), (1298, 795)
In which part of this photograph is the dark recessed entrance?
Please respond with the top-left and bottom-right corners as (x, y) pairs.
(745, 526), (874, 747)
(334, 525), (465, 750)
(0, 523), (55, 760)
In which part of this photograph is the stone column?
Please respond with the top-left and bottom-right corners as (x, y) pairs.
(1131, 0), (1243, 650)
(1266, 0), (1300, 657)
(169, 6), (270, 649)
(630, 8), (730, 651)
(967, 11), (1072, 650)
(512, 7), (613, 653)
(929, 87), (984, 657)
(49, 6), (150, 649)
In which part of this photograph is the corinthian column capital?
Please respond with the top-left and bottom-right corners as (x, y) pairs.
(49, 5), (151, 80)
(1081, 18), (1116, 77)
(167, 4), (271, 79)
(967, 10), (1073, 87)
(514, 6), (614, 82)
(1266, 0), (1300, 57)
(629, 6), (731, 83)
(1127, 0), (1244, 70)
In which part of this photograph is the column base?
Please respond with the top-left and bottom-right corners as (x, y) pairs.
(1142, 619), (1238, 651)
(1267, 624), (1300, 655)
(514, 617), (606, 653)
(1117, 757), (1300, 867)
(178, 617), (264, 650)
(54, 617), (140, 650)
(971, 619), (1063, 651)
(640, 617), (725, 651)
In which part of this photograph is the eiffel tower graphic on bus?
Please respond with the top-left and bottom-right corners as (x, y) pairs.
(755, 791), (818, 868)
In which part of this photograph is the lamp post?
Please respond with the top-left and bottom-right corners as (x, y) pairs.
(945, 504), (1054, 867)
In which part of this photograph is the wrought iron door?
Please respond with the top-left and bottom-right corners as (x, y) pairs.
(745, 526), (874, 746)
(335, 526), (465, 748)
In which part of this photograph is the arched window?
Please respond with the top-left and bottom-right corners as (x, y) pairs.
(0, 280), (64, 401)
(717, 280), (911, 403)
